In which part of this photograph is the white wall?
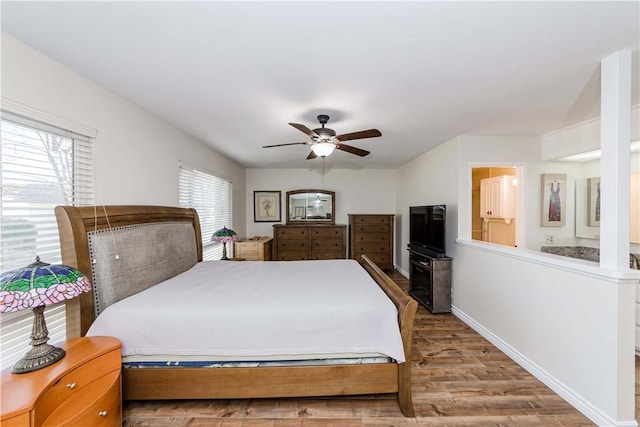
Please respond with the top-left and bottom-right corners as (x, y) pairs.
(1, 33), (247, 236)
(395, 141), (459, 274)
(454, 242), (635, 426)
(245, 168), (396, 239)
(396, 133), (636, 425)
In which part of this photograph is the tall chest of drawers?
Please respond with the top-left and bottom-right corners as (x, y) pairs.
(348, 214), (394, 270)
(273, 224), (346, 261)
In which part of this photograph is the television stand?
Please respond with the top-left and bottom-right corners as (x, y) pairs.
(408, 248), (452, 313)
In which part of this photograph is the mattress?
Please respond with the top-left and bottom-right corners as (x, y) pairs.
(122, 353), (391, 368)
(87, 259), (405, 363)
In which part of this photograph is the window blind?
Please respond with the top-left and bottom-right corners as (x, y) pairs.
(178, 165), (233, 261)
(0, 113), (93, 370)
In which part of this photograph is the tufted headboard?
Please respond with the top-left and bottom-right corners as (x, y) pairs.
(55, 205), (203, 337)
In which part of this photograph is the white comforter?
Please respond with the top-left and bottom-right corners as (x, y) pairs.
(87, 259), (406, 362)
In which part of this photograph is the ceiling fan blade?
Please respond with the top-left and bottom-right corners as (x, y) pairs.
(336, 143), (370, 157)
(289, 123), (319, 138)
(262, 142), (308, 148)
(306, 151), (318, 160)
(335, 129), (381, 142)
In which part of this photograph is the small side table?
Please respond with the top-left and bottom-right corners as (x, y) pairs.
(1, 336), (122, 427)
(234, 237), (273, 261)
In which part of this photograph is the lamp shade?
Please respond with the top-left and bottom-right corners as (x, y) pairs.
(311, 142), (336, 157)
(211, 226), (238, 243)
(0, 256), (91, 313)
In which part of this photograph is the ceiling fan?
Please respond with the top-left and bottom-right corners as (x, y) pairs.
(262, 114), (382, 159)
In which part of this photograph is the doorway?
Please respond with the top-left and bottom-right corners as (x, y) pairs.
(472, 166), (518, 247)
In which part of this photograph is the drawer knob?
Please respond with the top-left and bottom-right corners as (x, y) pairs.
(66, 382), (76, 389)
(99, 410), (108, 417)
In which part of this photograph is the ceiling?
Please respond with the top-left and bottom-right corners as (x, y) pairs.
(1, 1), (639, 169)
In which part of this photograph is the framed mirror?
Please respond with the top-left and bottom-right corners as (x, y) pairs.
(286, 189), (335, 224)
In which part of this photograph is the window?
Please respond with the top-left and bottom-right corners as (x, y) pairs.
(0, 113), (93, 369)
(178, 164), (233, 261)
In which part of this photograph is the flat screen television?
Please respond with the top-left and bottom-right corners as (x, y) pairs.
(409, 205), (446, 257)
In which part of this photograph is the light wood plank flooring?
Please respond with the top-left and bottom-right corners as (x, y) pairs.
(122, 271), (611, 426)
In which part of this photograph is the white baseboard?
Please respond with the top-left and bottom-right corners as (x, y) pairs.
(451, 306), (638, 427)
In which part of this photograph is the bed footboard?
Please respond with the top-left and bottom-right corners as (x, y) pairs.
(359, 255), (417, 417)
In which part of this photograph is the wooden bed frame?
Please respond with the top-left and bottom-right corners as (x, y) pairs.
(55, 205), (418, 417)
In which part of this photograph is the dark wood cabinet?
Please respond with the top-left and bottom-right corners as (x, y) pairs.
(408, 249), (452, 313)
(348, 214), (394, 270)
(273, 224), (346, 261)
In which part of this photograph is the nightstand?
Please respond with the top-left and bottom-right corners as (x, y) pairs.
(1, 336), (122, 427)
(234, 237), (273, 261)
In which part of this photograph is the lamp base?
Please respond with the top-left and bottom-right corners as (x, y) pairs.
(12, 305), (66, 374)
(220, 242), (229, 260)
(12, 344), (65, 374)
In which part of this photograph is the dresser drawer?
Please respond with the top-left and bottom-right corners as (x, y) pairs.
(353, 216), (391, 225)
(42, 370), (121, 427)
(311, 252), (344, 260)
(34, 348), (120, 426)
(311, 227), (344, 238)
(353, 233), (389, 243)
(356, 252), (391, 267)
(312, 239), (344, 252)
(276, 227), (307, 239)
(275, 251), (308, 261)
(352, 224), (391, 234)
(353, 243), (389, 254)
(277, 240), (308, 251)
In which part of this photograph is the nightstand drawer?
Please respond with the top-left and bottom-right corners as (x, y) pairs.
(34, 348), (120, 426)
(42, 370), (121, 427)
(1, 337), (121, 427)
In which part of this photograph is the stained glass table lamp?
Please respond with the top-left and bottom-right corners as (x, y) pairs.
(0, 256), (92, 374)
(211, 226), (238, 260)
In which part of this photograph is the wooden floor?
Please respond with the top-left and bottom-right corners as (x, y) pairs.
(122, 271), (609, 426)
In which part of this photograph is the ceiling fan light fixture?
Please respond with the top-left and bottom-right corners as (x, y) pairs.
(311, 142), (336, 157)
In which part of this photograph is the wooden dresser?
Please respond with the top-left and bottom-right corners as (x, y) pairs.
(273, 224), (347, 260)
(1, 336), (122, 427)
(348, 214), (394, 270)
(234, 237), (273, 260)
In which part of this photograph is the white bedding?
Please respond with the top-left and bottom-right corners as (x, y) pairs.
(87, 259), (406, 363)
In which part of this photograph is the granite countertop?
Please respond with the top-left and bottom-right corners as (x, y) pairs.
(540, 245), (639, 269)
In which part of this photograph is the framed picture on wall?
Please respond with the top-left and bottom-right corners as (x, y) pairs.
(294, 206), (305, 218)
(254, 191), (281, 222)
(540, 173), (567, 227)
(587, 177), (601, 227)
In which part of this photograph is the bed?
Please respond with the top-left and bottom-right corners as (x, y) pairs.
(55, 205), (417, 417)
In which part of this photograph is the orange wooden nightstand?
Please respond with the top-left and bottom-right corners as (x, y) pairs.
(1, 336), (122, 427)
